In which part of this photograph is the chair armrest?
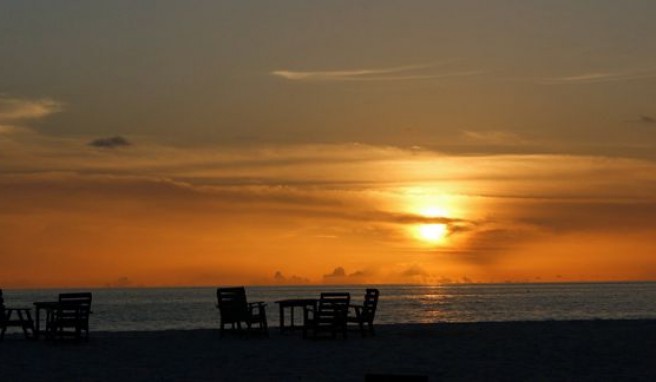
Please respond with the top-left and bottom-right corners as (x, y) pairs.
(349, 304), (362, 314)
(248, 301), (266, 314)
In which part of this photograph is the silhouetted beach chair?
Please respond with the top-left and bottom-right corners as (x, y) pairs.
(46, 292), (92, 341)
(216, 287), (268, 337)
(0, 289), (34, 341)
(348, 288), (380, 337)
(303, 292), (350, 339)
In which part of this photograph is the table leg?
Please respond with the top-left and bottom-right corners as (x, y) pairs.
(279, 304), (284, 333)
(16, 310), (34, 339)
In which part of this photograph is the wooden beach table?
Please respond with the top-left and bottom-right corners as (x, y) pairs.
(275, 298), (316, 333)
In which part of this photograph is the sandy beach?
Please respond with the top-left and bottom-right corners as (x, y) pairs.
(1, 320), (655, 381)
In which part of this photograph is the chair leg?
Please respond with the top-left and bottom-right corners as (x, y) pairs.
(17, 311), (33, 339)
(1, 311), (11, 341)
(358, 320), (366, 337)
(261, 318), (268, 337)
(260, 308), (269, 337)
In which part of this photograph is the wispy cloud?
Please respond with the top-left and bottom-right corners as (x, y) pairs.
(0, 96), (64, 122)
(538, 68), (656, 85)
(462, 130), (528, 145)
(272, 64), (482, 82)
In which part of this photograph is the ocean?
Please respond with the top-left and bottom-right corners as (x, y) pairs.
(4, 282), (656, 332)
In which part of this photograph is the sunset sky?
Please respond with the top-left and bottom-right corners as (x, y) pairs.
(2, 1), (656, 288)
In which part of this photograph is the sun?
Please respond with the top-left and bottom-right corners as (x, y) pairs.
(399, 188), (459, 246)
(416, 223), (448, 243)
(412, 205), (450, 244)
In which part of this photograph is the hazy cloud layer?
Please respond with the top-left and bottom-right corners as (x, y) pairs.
(3, 140), (656, 285)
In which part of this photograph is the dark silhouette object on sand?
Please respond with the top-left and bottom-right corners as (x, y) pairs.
(46, 292), (92, 342)
(348, 288), (380, 337)
(303, 292), (350, 339)
(216, 287), (268, 337)
(365, 374), (428, 382)
(0, 289), (35, 341)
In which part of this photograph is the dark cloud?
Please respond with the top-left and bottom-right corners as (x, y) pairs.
(626, 115), (656, 125)
(273, 271), (310, 284)
(348, 270), (367, 277)
(89, 135), (131, 148)
(322, 267), (369, 280)
(323, 266), (346, 278)
(401, 265), (429, 277)
(105, 276), (134, 288)
(522, 201), (656, 234)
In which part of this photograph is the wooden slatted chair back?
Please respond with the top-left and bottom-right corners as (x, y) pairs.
(217, 287), (249, 322)
(317, 292), (350, 321)
(57, 292), (92, 324)
(46, 292), (92, 341)
(361, 288), (380, 321)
